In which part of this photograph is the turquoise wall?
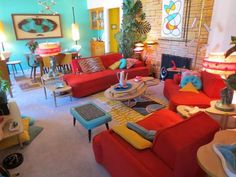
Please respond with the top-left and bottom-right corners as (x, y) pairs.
(0, 0), (98, 69)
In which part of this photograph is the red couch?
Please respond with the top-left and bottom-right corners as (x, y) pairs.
(93, 109), (220, 177)
(64, 53), (149, 98)
(164, 71), (225, 111)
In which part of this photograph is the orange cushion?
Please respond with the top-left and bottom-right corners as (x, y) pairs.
(179, 82), (199, 93)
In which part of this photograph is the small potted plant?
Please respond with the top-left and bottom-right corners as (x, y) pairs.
(26, 40), (38, 54)
(0, 71), (9, 115)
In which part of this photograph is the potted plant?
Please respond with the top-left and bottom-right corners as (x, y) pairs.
(0, 71), (9, 115)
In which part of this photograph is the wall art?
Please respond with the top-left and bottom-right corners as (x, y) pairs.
(161, 0), (185, 38)
(12, 14), (62, 40)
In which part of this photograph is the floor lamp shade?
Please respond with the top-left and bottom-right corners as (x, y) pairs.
(72, 23), (80, 42)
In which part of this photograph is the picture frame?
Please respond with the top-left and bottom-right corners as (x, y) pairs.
(11, 14), (63, 40)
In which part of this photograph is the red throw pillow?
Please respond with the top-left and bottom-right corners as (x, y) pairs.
(126, 58), (138, 69)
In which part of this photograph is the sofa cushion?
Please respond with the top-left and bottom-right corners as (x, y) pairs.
(109, 61), (120, 70)
(100, 53), (123, 68)
(180, 75), (202, 90)
(179, 82), (199, 93)
(78, 57), (105, 73)
(201, 71), (225, 99)
(112, 125), (153, 150)
(152, 112), (220, 177)
(119, 58), (127, 69)
(126, 58), (138, 69)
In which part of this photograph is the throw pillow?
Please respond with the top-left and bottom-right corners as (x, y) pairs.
(78, 57), (105, 73)
(181, 70), (201, 83)
(109, 61), (120, 70)
(119, 58), (127, 69)
(179, 82), (199, 93)
(112, 125), (152, 150)
(180, 75), (202, 90)
(126, 122), (156, 141)
(126, 58), (138, 69)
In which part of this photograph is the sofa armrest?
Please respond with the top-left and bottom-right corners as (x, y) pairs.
(152, 112), (220, 177)
(134, 61), (145, 68)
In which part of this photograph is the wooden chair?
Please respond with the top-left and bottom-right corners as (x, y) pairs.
(58, 54), (72, 73)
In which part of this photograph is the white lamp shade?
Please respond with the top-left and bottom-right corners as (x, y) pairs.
(72, 23), (80, 41)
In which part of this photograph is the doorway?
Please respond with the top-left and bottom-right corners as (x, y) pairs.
(108, 8), (120, 53)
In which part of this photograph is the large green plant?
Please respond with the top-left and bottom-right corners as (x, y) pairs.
(0, 71), (9, 92)
(115, 0), (151, 58)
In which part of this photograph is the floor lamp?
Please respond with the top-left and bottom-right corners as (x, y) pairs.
(0, 21), (6, 52)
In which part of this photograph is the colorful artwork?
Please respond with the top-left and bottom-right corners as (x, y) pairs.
(161, 0), (184, 38)
(12, 14), (62, 40)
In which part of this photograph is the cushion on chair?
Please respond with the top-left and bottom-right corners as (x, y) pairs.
(179, 82), (199, 93)
(180, 75), (202, 90)
(78, 57), (105, 73)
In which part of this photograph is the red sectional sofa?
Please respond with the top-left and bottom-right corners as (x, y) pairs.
(93, 109), (220, 177)
(163, 71), (225, 111)
(64, 53), (149, 98)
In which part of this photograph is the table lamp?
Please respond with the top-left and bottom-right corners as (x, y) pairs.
(36, 42), (61, 77)
(202, 53), (236, 111)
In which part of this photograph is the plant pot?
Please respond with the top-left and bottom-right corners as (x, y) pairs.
(0, 90), (9, 115)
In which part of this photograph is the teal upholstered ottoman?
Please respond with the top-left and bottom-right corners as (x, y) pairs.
(70, 102), (111, 142)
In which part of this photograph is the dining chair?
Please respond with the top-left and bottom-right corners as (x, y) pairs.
(25, 54), (39, 82)
(58, 53), (72, 73)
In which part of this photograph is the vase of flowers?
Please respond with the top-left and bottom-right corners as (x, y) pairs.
(26, 40), (38, 54)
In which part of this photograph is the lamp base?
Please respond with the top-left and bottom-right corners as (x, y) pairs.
(215, 100), (235, 112)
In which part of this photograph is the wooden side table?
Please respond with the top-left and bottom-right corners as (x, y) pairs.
(197, 129), (236, 177)
(205, 100), (236, 129)
(0, 101), (24, 147)
(41, 74), (72, 107)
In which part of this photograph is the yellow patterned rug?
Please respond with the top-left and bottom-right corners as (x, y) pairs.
(91, 92), (167, 125)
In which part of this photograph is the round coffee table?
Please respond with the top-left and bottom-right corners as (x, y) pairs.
(104, 79), (147, 106)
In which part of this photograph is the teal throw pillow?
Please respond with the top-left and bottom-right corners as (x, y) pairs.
(180, 75), (202, 90)
(119, 58), (127, 69)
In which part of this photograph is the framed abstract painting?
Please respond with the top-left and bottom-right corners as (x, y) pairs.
(11, 14), (63, 40)
(161, 0), (185, 39)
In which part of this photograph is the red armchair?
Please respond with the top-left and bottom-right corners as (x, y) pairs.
(163, 71), (225, 111)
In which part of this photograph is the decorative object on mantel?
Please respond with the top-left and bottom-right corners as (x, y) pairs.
(115, 0), (151, 58)
(0, 21), (6, 52)
(38, 0), (57, 14)
(202, 53), (236, 112)
(25, 40), (38, 54)
(36, 42), (61, 77)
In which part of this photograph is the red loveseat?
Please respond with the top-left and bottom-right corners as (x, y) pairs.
(93, 109), (220, 177)
(64, 53), (149, 98)
(163, 71), (225, 111)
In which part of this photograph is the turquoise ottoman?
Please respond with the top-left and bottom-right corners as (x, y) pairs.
(70, 102), (112, 142)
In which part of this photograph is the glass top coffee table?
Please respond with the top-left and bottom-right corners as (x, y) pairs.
(104, 79), (147, 106)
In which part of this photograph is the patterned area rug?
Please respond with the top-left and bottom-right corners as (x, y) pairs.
(14, 75), (42, 91)
(91, 92), (166, 125)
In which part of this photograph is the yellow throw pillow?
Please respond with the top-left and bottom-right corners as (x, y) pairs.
(0, 118), (30, 150)
(179, 82), (199, 93)
(112, 125), (152, 150)
(109, 61), (120, 70)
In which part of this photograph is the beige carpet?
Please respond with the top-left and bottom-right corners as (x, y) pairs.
(0, 73), (168, 177)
